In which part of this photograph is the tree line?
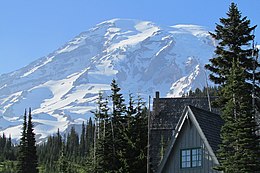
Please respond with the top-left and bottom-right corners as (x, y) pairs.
(37, 118), (95, 173)
(0, 133), (15, 162)
(0, 79), (148, 173)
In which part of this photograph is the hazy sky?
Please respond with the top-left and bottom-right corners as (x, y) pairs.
(0, 0), (259, 75)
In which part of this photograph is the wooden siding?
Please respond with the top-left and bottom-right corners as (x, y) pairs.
(161, 117), (220, 173)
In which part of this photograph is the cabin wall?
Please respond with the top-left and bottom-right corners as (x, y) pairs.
(162, 118), (220, 173)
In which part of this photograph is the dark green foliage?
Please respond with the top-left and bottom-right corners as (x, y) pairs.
(111, 79), (126, 117)
(5, 80), (148, 172)
(0, 134), (16, 161)
(205, 2), (260, 109)
(217, 60), (260, 172)
(66, 126), (79, 161)
(120, 94), (148, 173)
(37, 129), (62, 173)
(37, 117), (95, 173)
(91, 91), (112, 172)
(58, 144), (68, 173)
(92, 80), (148, 172)
(0, 161), (17, 173)
(205, 3), (260, 172)
(184, 87), (219, 98)
(57, 142), (79, 173)
(26, 108), (39, 173)
(16, 109), (39, 173)
(16, 110), (28, 173)
(86, 117), (94, 155)
(79, 122), (86, 158)
(205, 2), (258, 86)
(110, 79), (127, 171)
(0, 133), (17, 173)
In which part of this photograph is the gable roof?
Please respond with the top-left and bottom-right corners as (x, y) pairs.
(157, 105), (224, 173)
(188, 105), (223, 153)
(150, 95), (220, 172)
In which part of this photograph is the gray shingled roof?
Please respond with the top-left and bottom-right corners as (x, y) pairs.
(188, 105), (224, 153)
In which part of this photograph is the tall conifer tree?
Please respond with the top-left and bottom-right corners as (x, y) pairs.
(122, 94), (148, 173)
(217, 60), (260, 172)
(17, 109), (38, 173)
(93, 92), (111, 172)
(17, 110), (28, 173)
(79, 122), (86, 158)
(205, 3), (260, 172)
(110, 79), (126, 171)
(205, 3), (259, 86)
(66, 126), (79, 161)
(26, 108), (39, 173)
(86, 117), (94, 156)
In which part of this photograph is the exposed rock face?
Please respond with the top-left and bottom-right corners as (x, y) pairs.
(0, 19), (215, 141)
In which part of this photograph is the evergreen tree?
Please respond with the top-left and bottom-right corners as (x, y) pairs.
(16, 109), (38, 173)
(90, 81), (129, 172)
(217, 59), (260, 172)
(66, 126), (79, 161)
(205, 3), (258, 86)
(58, 142), (69, 173)
(205, 3), (260, 172)
(26, 108), (39, 173)
(93, 91), (115, 172)
(0, 133), (13, 161)
(205, 2), (260, 109)
(86, 117), (94, 155)
(37, 129), (62, 173)
(4, 135), (15, 160)
(36, 119), (96, 172)
(206, 1), (258, 107)
(110, 79), (126, 171)
(123, 95), (148, 173)
(79, 122), (86, 158)
(91, 88), (149, 173)
(184, 87), (219, 98)
(16, 110), (28, 173)
(0, 133), (6, 155)
(84, 146), (95, 172)
(84, 117), (95, 171)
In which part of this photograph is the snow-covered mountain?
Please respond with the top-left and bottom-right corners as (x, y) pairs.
(0, 19), (216, 141)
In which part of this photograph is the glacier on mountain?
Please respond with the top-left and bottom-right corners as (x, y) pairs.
(0, 19), (215, 141)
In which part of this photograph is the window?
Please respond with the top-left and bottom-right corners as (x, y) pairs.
(181, 148), (202, 168)
(192, 148), (202, 167)
(181, 149), (191, 168)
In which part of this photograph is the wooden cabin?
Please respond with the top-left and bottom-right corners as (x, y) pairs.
(157, 105), (223, 173)
(149, 91), (219, 172)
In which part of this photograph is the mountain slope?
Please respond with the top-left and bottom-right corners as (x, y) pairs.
(0, 19), (215, 141)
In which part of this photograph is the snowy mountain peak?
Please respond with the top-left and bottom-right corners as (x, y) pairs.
(0, 19), (215, 142)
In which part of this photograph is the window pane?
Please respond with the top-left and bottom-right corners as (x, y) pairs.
(181, 149), (191, 168)
(191, 148), (202, 167)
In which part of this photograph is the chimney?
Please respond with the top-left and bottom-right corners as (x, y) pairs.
(153, 91), (160, 115)
(155, 91), (160, 99)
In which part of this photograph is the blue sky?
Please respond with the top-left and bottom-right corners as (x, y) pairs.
(0, 0), (259, 75)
